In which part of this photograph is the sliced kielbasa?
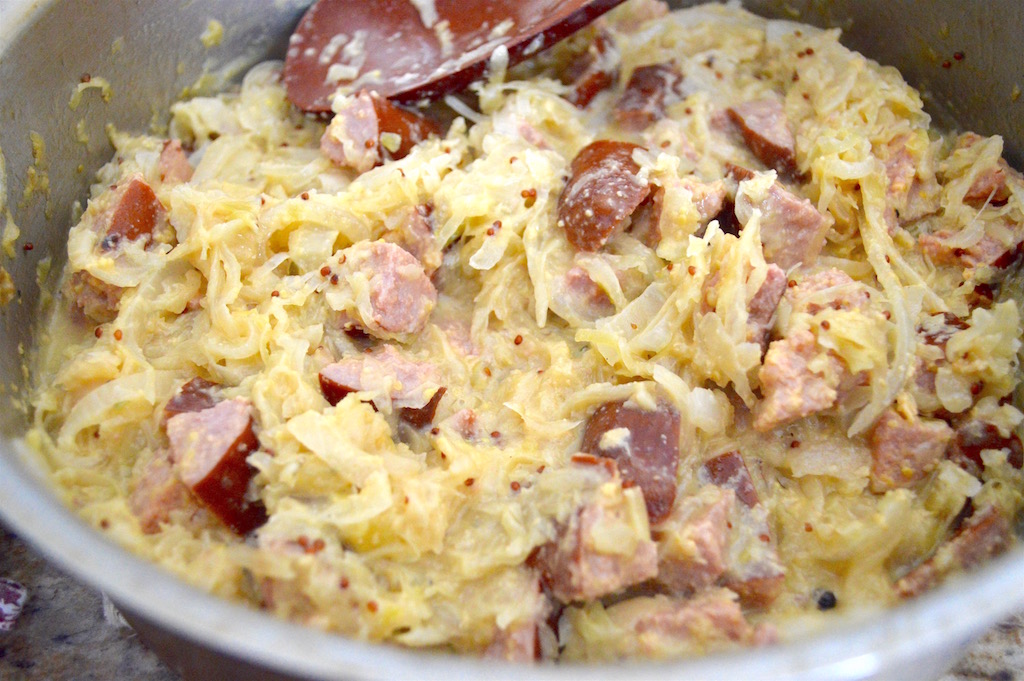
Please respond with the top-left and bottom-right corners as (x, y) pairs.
(654, 487), (734, 596)
(947, 419), (1024, 475)
(320, 90), (440, 173)
(896, 504), (1011, 598)
(580, 399), (680, 523)
(158, 139), (194, 184)
(737, 181), (830, 270)
(627, 185), (665, 248)
(601, 590), (770, 654)
(65, 270), (123, 324)
(327, 240), (438, 337)
(869, 410), (953, 492)
(65, 174), (169, 323)
(955, 133), (1018, 207)
(532, 456), (658, 602)
(400, 387), (446, 428)
(727, 98), (797, 176)
(382, 203), (441, 275)
(318, 344), (442, 415)
(99, 176), (165, 250)
(129, 453), (200, 534)
(166, 398), (266, 535)
(700, 451), (759, 508)
(558, 141), (652, 252)
(563, 28), (619, 108)
(614, 62), (682, 131)
(746, 264), (787, 352)
(697, 451), (786, 607)
(163, 377), (220, 425)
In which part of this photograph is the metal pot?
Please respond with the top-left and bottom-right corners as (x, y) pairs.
(1, 1), (1022, 679)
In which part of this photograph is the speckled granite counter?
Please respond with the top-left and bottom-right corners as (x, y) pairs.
(0, 525), (1020, 681)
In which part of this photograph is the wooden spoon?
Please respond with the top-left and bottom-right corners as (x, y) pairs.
(283, 0), (628, 113)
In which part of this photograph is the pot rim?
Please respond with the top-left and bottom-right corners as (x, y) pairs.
(1, 1), (1022, 679)
(3, 436), (1023, 680)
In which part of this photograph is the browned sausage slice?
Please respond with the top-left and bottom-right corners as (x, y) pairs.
(627, 185), (665, 248)
(532, 456), (658, 602)
(166, 398), (266, 535)
(100, 177), (164, 250)
(382, 204), (442, 275)
(558, 141), (652, 252)
(700, 451), (759, 508)
(318, 345), (442, 412)
(896, 504), (1011, 597)
(328, 241), (438, 337)
(158, 140), (194, 184)
(563, 28), (619, 108)
(697, 451), (785, 607)
(400, 387), (447, 428)
(65, 271), (123, 324)
(614, 62), (682, 131)
(163, 377), (220, 425)
(580, 399), (680, 523)
(128, 453), (200, 534)
(946, 419), (1024, 475)
(321, 91), (440, 173)
(869, 410), (952, 492)
(726, 98), (797, 176)
(746, 264), (787, 352)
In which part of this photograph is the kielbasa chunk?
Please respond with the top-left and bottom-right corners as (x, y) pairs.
(321, 90), (440, 173)
(700, 451), (759, 507)
(754, 270), (869, 431)
(740, 182), (830, 270)
(558, 141), (652, 252)
(318, 345), (444, 426)
(919, 230), (1020, 271)
(627, 185), (665, 248)
(99, 176), (165, 250)
(400, 387), (446, 428)
(163, 377), (219, 424)
(869, 410), (953, 492)
(65, 271), (123, 324)
(158, 139), (194, 184)
(551, 266), (615, 322)
(166, 398), (266, 534)
(534, 457), (658, 602)
(947, 419), (1024, 475)
(746, 264), (787, 351)
(65, 174), (169, 323)
(895, 504), (1011, 598)
(654, 487), (734, 595)
(697, 452), (785, 607)
(601, 590), (771, 656)
(129, 454), (199, 534)
(563, 29), (619, 108)
(614, 62), (682, 131)
(955, 133), (1018, 207)
(581, 400), (680, 523)
(727, 98), (797, 176)
(327, 240), (438, 337)
(382, 204), (441, 275)
(755, 329), (843, 431)
(484, 619), (552, 662)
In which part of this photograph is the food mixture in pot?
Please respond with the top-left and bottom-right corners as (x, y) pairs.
(27, 0), (1024, 661)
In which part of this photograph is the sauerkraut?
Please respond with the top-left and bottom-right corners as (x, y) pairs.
(28, 0), (1024, 663)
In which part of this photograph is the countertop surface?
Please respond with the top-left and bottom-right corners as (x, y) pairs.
(1, 525), (1021, 681)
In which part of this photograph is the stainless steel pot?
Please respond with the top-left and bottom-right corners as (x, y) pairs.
(1, 1), (1022, 679)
